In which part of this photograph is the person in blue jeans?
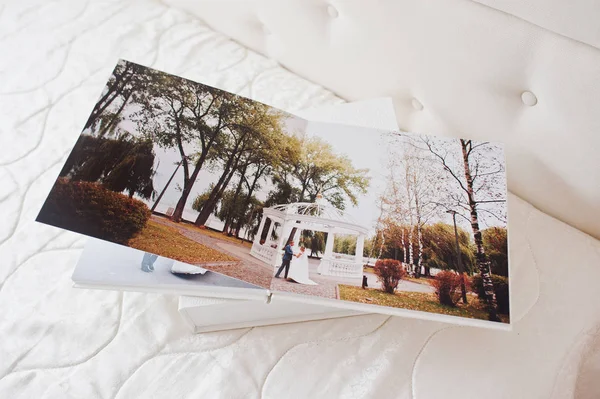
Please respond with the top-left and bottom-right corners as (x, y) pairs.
(274, 240), (295, 279)
(141, 252), (158, 273)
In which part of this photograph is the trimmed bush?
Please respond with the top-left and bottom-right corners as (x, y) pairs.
(37, 178), (150, 244)
(374, 259), (406, 294)
(430, 271), (469, 307)
(471, 274), (510, 314)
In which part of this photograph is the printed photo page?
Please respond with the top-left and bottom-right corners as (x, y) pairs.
(73, 238), (267, 301)
(38, 60), (510, 328)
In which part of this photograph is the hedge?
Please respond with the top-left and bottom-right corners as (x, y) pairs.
(37, 178), (150, 244)
(430, 270), (469, 307)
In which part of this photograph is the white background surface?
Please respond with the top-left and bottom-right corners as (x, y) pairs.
(1, 1), (600, 398)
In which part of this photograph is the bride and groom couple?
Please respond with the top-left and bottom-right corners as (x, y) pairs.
(274, 240), (317, 286)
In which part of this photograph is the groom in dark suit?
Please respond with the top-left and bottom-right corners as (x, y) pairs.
(275, 240), (295, 279)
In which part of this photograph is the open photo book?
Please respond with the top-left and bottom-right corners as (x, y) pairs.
(38, 60), (510, 330)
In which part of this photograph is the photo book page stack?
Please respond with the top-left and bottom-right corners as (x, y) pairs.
(38, 60), (511, 331)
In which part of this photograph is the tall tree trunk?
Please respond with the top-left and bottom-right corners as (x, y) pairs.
(151, 162), (181, 212)
(195, 169), (231, 226)
(99, 89), (133, 136)
(223, 168), (247, 234)
(407, 228), (414, 274)
(195, 150), (242, 226)
(171, 151), (208, 222)
(405, 166), (415, 275)
(171, 170), (195, 222)
(299, 185), (307, 202)
(401, 228), (408, 264)
(234, 164), (264, 238)
(170, 94), (221, 222)
(167, 111), (190, 223)
(84, 63), (134, 130)
(171, 120), (221, 223)
(461, 139), (499, 321)
(413, 173), (423, 278)
(416, 223), (423, 278)
(377, 230), (386, 259)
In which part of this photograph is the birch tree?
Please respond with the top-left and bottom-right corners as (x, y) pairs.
(421, 137), (506, 321)
(382, 137), (444, 277)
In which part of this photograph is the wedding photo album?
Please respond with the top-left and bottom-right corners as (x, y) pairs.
(39, 60), (510, 328)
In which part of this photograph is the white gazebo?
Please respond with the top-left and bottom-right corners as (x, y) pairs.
(250, 195), (368, 279)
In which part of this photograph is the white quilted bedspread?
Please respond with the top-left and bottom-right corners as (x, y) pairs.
(1, 1), (600, 398)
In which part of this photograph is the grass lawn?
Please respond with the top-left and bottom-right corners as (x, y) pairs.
(128, 220), (238, 264)
(339, 285), (509, 323)
(177, 222), (252, 248)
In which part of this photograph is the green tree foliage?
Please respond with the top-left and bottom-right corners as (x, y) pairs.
(60, 134), (155, 199)
(375, 221), (475, 275)
(482, 227), (508, 276)
(84, 60), (152, 134)
(333, 235), (357, 255)
(192, 185), (214, 213)
(420, 223), (475, 274)
(307, 232), (325, 257)
(264, 176), (301, 208)
(291, 136), (370, 210)
(377, 221), (407, 261)
(214, 188), (260, 235)
(243, 202), (264, 241)
(78, 61), (374, 246)
(135, 71), (240, 222)
(193, 102), (288, 226)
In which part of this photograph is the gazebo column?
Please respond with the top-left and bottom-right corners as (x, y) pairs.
(324, 229), (335, 258)
(318, 228), (335, 275)
(355, 234), (365, 264)
(265, 218), (275, 244)
(256, 215), (267, 244)
(293, 226), (302, 246)
(251, 214), (269, 262)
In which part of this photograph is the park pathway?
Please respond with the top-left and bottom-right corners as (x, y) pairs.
(151, 216), (273, 289)
(149, 216), (431, 298)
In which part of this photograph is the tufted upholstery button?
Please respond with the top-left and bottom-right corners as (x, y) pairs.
(521, 91), (537, 106)
(327, 5), (339, 18)
(412, 98), (424, 111)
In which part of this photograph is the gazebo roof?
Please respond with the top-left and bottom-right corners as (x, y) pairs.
(263, 201), (368, 235)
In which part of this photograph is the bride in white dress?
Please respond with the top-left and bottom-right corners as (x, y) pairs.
(288, 247), (318, 285)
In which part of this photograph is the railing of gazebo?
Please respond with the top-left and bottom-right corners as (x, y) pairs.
(318, 257), (363, 279)
(333, 253), (355, 261)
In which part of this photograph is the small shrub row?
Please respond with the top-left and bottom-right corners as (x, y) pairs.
(429, 270), (470, 307)
(374, 259), (406, 294)
(37, 178), (150, 244)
